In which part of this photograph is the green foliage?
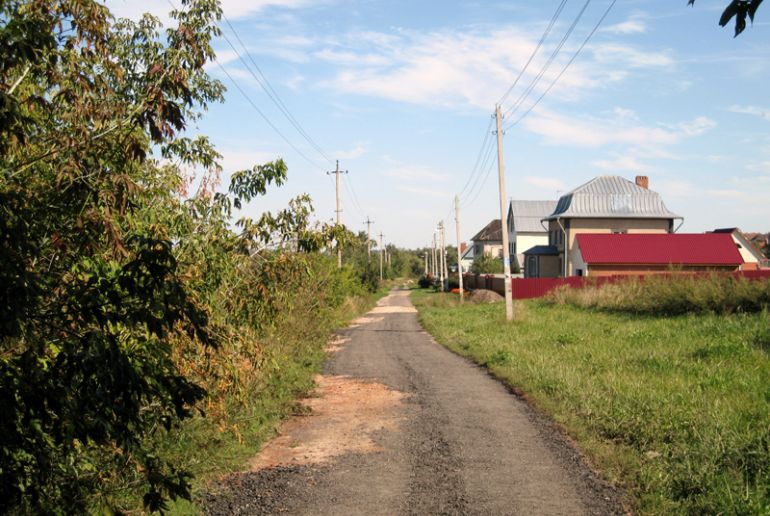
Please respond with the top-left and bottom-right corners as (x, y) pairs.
(547, 274), (770, 315)
(471, 254), (504, 274)
(413, 290), (770, 514)
(0, 1), (374, 513)
(689, 0), (763, 36)
(418, 276), (433, 289)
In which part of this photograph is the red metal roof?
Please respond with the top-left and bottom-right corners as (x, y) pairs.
(575, 233), (743, 265)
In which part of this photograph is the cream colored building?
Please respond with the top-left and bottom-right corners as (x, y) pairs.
(712, 228), (768, 270)
(506, 200), (556, 270)
(540, 175), (682, 277)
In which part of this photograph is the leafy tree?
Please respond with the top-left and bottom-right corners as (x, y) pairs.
(689, 0), (763, 36)
(0, 0), (352, 512)
(471, 254), (504, 274)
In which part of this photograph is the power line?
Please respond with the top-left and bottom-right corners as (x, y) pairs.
(463, 142), (498, 209)
(219, 13), (334, 166)
(166, 0), (325, 170)
(456, 117), (494, 201)
(503, 0), (592, 119)
(498, 0), (570, 106)
(341, 173), (367, 221)
(214, 60), (325, 170)
(505, 0), (618, 130)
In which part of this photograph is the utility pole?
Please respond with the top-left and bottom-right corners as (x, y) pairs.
(327, 160), (348, 268)
(442, 224), (449, 290)
(424, 252), (428, 276)
(455, 195), (464, 303)
(432, 232), (437, 278)
(437, 223), (444, 290)
(364, 216), (374, 261)
(379, 232), (384, 281)
(495, 104), (514, 321)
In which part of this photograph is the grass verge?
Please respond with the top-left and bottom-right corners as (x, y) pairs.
(411, 289), (770, 514)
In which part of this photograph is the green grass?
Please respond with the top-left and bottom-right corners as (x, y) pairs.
(411, 289), (770, 515)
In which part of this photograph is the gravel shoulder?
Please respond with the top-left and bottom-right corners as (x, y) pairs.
(204, 289), (626, 515)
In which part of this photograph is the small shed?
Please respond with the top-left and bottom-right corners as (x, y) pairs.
(573, 233), (743, 277)
(523, 245), (560, 278)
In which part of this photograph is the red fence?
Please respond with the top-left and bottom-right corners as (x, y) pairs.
(463, 270), (770, 300)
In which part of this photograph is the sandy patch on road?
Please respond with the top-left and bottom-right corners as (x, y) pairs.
(248, 375), (408, 470)
(325, 336), (350, 353)
(370, 305), (417, 314)
(349, 315), (385, 327)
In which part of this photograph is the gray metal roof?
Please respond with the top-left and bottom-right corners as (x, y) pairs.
(509, 200), (556, 233)
(522, 245), (559, 256)
(543, 176), (681, 221)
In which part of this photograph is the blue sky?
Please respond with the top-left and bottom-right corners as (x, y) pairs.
(106, 0), (770, 248)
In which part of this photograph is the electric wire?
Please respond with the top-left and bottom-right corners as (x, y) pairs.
(462, 142), (498, 209)
(341, 173), (367, 221)
(498, 0), (570, 106)
(220, 13), (335, 166)
(461, 135), (497, 206)
(214, 60), (325, 170)
(456, 117), (494, 200)
(503, 0), (592, 119)
(505, 0), (618, 130)
(165, 0), (324, 170)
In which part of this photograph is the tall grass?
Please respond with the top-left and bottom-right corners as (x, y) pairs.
(412, 290), (770, 514)
(547, 274), (770, 315)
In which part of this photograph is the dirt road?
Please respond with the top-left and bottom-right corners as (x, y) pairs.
(204, 290), (625, 515)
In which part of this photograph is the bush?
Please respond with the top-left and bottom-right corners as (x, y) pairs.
(471, 254), (504, 274)
(547, 274), (770, 315)
(418, 276), (433, 289)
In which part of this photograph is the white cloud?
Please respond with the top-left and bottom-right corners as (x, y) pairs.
(319, 26), (670, 111)
(676, 116), (718, 136)
(612, 107), (637, 120)
(334, 142), (368, 160)
(522, 109), (716, 149)
(707, 189), (749, 200)
(591, 44), (674, 68)
(602, 14), (648, 35)
(593, 156), (653, 173)
(219, 148), (280, 172)
(106, 0), (317, 22)
(728, 105), (770, 121)
(522, 110), (678, 148)
(748, 161), (770, 173)
(524, 176), (565, 190)
(658, 179), (698, 198)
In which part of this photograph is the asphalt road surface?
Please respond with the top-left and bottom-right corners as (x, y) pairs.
(204, 289), (625, 515)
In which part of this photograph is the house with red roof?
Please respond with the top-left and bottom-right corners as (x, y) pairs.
(571, 233), (743, 277)
(529, 175), (683, 278)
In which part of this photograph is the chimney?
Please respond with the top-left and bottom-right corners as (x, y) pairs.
(635, 175), (649, 189)
(460, 242), (467, 253)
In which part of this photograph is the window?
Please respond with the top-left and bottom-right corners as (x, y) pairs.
(576, 269), (583, 277)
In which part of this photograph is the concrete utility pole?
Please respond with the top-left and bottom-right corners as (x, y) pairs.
(364, 216), (374, 261)
(424, 252), (428, 276)
(437, 223), (445, 290)
(455, 195), (464, 303)
(495, 104), (514, 321)
(440, 222), (449, 292)
(327, 160), (348, 268)
(379, 232), (384, 281)
(432, 232), (437, 278)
